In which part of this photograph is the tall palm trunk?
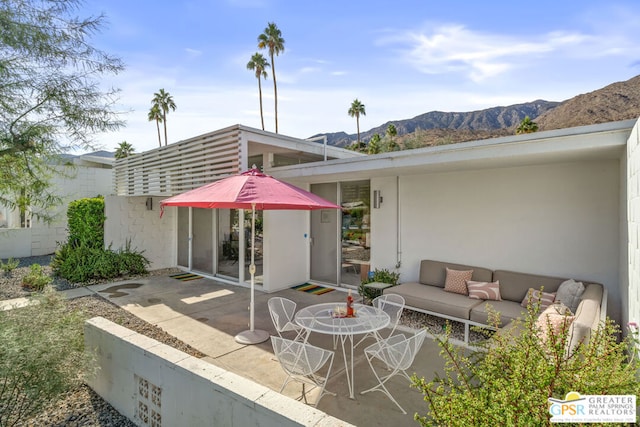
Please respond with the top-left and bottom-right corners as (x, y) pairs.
(155, 119), (162, 147)
(356, 115), (361, 144)
(258, 77), (265, 131)
(270, 52), (278, 133)
(162, 112), (168, 146)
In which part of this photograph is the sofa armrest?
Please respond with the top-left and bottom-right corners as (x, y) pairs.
(567, 283), (605, 352)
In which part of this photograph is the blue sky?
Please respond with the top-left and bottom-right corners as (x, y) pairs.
(81, 0), (640, 153)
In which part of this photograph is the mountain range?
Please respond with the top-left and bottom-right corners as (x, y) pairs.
(312, 74), (640, 148)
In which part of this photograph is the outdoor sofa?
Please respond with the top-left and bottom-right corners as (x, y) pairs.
(387, 260), (607, 347)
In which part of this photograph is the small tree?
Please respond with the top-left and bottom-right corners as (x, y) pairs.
(516, 116), (538, 134)
(413, 304), (640, 426)
(367, 133), (381, 154)
(0, 0), (124, 223)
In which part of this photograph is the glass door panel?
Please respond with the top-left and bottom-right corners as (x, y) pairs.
(310, 183), (338, 285)
(177, 207), (189, 268)
(341, 180), (370, 287)
(192, 208), (213, 274)
(217, 209), (240, 279)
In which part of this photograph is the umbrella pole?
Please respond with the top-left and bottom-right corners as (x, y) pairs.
(235, 204), (269, 345)
(249, 204), (256, 331)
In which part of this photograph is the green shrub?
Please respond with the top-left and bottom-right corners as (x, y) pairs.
(67, 197), (105, 249)
(21, 264), (52, 291)
(117, 240), (150, 275)
(52, 240), (149, 284)
(0, 290), (92, 426)
(0, 257), (19, 276)
(412, 305), (640, 426)
(359, 268), (400, 302)
(52, 194), (150, 284)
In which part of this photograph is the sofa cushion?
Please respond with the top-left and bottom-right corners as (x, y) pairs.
(444, 268), (473, 295)
(387, 282), (483, 320)
(492, 270), (566, 303)
(555, 279), (585, 313)
(467, 280), (501, 301)
(419, 260), (493, 288)
(521, 288), (556, 310)
(470, 300), (526, 326)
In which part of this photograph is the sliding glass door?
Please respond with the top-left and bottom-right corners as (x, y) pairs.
(340, 181), (370, 287)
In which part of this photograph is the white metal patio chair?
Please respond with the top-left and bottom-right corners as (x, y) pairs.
(355, 293), (405, 348)
(268, 297), (308, 341)
(360, 328), (427, 414)
(270, 336), (336, 406)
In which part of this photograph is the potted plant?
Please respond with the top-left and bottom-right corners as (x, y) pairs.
(359, 268), (400, 303)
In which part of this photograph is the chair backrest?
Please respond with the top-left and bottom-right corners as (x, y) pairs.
(373, 294), (405, 327)
(270, 336), (333, 377)
(384, 329), (426, 370)
(268, 297), (297, 332)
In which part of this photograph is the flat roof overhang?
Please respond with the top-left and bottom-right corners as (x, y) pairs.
(270, 119), (637, 183)
(239, 124), (364, 162)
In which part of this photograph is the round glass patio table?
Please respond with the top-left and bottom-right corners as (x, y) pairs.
(295, 302), (390, 399)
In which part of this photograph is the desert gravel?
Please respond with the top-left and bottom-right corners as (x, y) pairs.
(1, 256), (199, 427)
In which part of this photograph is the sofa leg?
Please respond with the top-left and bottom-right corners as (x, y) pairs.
(464, 323), (470, 344)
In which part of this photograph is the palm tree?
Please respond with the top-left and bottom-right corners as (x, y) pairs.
(348, 99), (366, 146)
(386, 123), (397, 138)
(246, 53), (270, 131)
(368, 133), (381, 154)
(385, 123), (399, 151)
(516, 116), (538, 134)
(151, 89), (177, 145)
(114, 141), (134, 159)
(147, 105), (163, 147)
(258, 22), (285, 133)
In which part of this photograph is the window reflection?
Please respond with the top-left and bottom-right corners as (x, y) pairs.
(341, 181), (370, 287)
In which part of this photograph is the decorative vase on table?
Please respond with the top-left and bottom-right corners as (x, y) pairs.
(346, 289), (354, 317)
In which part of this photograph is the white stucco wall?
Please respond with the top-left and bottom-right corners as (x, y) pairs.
(626, 120), (640, 331)
(104, 196), (175, 270)
(0, 228), (33, 259)
(370, 176), (400, 271)
(263, 209), (310, 292)
(0, 165), (112, 258)
(386, 160), (621, 322)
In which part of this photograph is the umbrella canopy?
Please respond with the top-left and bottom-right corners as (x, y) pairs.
(160, 168), (340, 345)
(160, 168), (340, 213)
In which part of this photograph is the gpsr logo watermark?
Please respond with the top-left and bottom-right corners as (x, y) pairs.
(548, 392), (636, 423)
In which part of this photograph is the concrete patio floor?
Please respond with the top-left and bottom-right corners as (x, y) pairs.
(84, 275), (448, 426)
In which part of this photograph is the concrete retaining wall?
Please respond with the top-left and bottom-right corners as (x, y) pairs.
(84, 317), (352, 427)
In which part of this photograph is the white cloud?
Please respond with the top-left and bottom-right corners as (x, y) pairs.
(185, 48), (202, 57)
(379, 24), (615, 82)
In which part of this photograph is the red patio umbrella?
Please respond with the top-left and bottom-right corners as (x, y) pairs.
(160, 168), (341, 344)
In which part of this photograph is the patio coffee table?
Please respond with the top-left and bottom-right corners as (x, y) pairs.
(295, 302), (390, 399)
